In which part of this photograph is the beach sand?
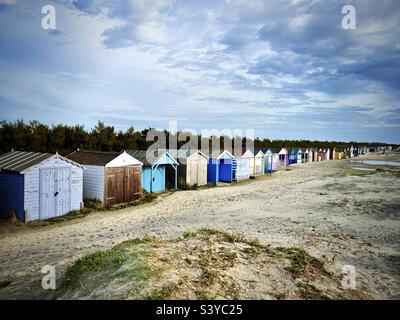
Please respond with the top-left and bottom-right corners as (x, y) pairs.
(0, 152), (399, 299)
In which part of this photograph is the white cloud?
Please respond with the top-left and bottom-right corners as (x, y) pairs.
(289, 14), (311, 30)
(0, 0), (398, 142)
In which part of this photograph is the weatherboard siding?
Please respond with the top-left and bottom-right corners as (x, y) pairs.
(70, 166), (83, 211)
(235, 157), (251, 180)
(24, 168), (40, 221)
(264, 154), (273, 173)
(0, 171), (24, 220)
(82, 165), (105, 202)
(254, 154), (264, 176)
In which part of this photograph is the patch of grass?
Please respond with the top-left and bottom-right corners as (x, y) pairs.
(182, 228), (264, 248)
(195, 245), (237, 288)
(391, 171), (400, 177)
(0, 280), (11, 289)
(195, 289), (214, 300)
(242, 246), (261, 257)
(276, 247), (330, 280)
(177, 178), (199, 190)
(333, 168), (400, 178)
(38, 192), (159, 225)
(145, 282), (180, 300)
(55, 238), (156, 298)
(297, 282), (329, 300)
(375, 168), (400, 177)
(198, 183), (217, 189)
(273, 291), (289, 300)
(349, 171), (372, 177)
(83, 198), (105, 210)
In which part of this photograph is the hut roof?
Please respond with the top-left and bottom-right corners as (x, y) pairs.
(0, 150), (83, 173)
(126, 149), (178, 166)
(168, 149), (208, 160)
(270, 148), (283, 154)
(254, 147), (270, 154)
(66, 150), (122, 166)
(0, 151), (53, 173)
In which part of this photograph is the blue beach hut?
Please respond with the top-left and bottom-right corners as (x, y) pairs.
(126, 149), (178, 193)
(288, 148), (298, 165)
(264, 148), (273, 173)
(207, 150), (235, 184)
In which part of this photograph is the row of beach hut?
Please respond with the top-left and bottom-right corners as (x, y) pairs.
(0, 145), (366, 222)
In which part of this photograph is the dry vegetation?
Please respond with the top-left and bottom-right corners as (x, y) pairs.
(56, 229), (367, 300)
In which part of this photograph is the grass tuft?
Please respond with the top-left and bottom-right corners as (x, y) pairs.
(55, 238), (155, 298)
(182, 228), (263, 248)
(276, 247), (330, 280)
(297, 282), (328, 300)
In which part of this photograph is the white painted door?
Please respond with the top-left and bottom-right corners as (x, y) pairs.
(39, 169), (56, 219)
(199, 157), (207, 185)
(40, 168), (71, 219)
(189, 158), (198, 185)
(56, 168), (71, 216)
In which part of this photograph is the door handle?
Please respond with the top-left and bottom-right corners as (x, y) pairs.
(54, 192), (59, 197)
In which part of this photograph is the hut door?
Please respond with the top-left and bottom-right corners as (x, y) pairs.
(105, 168), (121, 206)
(39, 169), (56, 219)
(55, 168), (71, 216)
(190, 159), (198, 185)
(105, 167), (141, 206)
(200, 157), (207, 185)
(40, 168), (71, 219)
(126, 166), (141, 202)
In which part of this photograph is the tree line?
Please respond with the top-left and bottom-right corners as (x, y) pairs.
(0, 120), (393, 156)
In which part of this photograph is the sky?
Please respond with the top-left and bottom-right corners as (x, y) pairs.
(0, 0), (399, 143)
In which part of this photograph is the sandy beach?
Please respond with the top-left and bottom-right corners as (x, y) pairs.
(0, 152), (399, 299)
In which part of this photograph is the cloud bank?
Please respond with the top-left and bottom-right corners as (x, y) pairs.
(0, 0), (399, 142)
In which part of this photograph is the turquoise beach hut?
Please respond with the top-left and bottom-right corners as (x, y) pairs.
(254, 147), (273, 174)
(126, 149), (178, 193)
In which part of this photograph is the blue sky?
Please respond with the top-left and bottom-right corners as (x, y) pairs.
(0, 0), (399, 143)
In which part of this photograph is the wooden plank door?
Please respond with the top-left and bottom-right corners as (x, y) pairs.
(39, 169), (56, 219)
(105, 167), (141, 206)
(126, 166), (141, 202)
(55, 168), (71, 216)
(105, 169), (118, 207)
